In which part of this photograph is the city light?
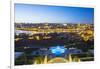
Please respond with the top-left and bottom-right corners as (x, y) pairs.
(15, 4), (94, 65)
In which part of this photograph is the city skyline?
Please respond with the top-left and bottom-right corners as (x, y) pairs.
(15, 3), (94, 24)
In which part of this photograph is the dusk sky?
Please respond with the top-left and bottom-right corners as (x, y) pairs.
(15, 3), (94, 24)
